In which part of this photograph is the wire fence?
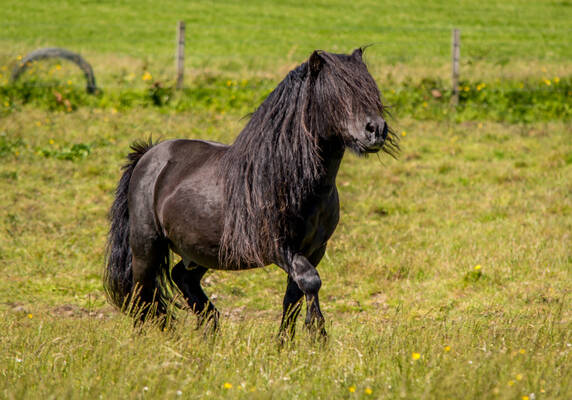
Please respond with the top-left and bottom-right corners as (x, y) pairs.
(0, 21), (569, 100)
(1, 21), (569, 58)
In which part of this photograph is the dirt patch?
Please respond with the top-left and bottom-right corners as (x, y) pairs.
(49, 304), (116, 319)
(3, 302), (118, 319)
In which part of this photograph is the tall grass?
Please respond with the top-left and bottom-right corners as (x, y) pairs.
(1, 307), (569, 399)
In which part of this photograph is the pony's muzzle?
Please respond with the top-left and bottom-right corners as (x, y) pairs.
(364, 117), (388, 152)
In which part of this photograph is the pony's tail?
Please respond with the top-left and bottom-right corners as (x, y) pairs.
(103, 140), (153, 311)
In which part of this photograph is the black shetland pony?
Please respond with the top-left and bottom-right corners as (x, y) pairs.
(104, 49), (398, 339)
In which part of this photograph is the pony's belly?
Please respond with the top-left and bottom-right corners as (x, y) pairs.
(174, 241), (262, 271)
(177, 244), (221, 269)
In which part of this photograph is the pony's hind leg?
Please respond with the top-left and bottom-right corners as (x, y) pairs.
(171, 261), (219, 330)
(130, 243), (169, 325)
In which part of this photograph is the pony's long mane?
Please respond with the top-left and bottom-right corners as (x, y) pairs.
(219, 61), (319, 267)
(219, 50), (398, 267)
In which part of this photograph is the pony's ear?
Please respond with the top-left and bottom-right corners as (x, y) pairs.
(352, 48), (363, 61)
(309, 50), (325, 77)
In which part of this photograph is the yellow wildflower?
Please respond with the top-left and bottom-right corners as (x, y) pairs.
(27, 314), (33, 318)
(411, 352), (421, 360)
(223, 382), (232, 389)
(142, 71), (152, 81)
(444, 345), (451, 352)
(56, 64), (61, 70)
(401, 131), (407, 137)
(508, 380), (515, 387)
(543, 79), (551, 86)
(364, 387), (372, 395)
(422, 102), (428, 108)
(226, 80), (232, 87)
(474, 264), (482, 271)
(553, 77), (560, 84)
(522, 396), (529, 400)
(49, 139), (55, 145)
(519, 349), (526, 354)
(348, 385), (356, 393)
(516, 374), (523, 381)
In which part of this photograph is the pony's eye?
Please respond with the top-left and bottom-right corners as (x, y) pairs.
(365, 122), (375, 133)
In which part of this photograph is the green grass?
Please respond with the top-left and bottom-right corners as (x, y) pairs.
(0, 109), (570, 399)
(1, 0), (571, 83)
(1, 1), (571, 399)
(2, 309), (569, 399)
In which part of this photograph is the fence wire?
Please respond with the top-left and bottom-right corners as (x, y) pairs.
(1, 21), (570, 100)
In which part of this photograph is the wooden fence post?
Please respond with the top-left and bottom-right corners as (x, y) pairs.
(451, 28), (460, 107)
(176, 21), (185, 90)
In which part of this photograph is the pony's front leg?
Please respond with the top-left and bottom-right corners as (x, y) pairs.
(278, 276), (304, 341)
(287, 253), (327, 339)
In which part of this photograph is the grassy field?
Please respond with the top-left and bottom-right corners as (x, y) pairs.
(1, 0), (571, 399)
(1, 0), (571, 85)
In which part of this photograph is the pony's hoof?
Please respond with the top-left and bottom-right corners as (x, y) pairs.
(277, 328), (296, 348)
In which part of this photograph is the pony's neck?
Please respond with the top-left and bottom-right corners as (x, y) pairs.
(315, 135), (345, 189)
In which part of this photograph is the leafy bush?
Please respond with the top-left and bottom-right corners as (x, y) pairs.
(1, 74), (570, 123)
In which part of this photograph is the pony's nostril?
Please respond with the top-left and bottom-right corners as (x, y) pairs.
(381, 122), (388, 140)
(365, 122), (375, 134)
